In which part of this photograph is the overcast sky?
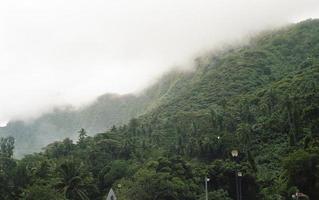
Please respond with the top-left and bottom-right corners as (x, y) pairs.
(0, 0), (319, 125)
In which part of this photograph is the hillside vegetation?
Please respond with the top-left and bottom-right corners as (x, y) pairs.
(0, 93), (154, 156)
(0, 19), (319, 200)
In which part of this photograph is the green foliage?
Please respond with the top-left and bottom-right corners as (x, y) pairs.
(22, 182), (66, 200)
(117, 156), (200, 200)
(199, 189), (232, 200)
(283, 148), (319, 199)
(0, 136), (15, 158)
(0, 94), (153, 157)
(1, 19), (319, 199)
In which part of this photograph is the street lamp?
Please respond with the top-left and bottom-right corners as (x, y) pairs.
(205, 177), (210, 200)
(231, 149), (241, 200)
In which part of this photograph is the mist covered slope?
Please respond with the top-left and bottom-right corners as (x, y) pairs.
(1, 19), (319, 158)
(0, 67), (186, 157)
(141, 19), (319, 121)
(1, 19), (319, 199)
(0, 93), (151, 156)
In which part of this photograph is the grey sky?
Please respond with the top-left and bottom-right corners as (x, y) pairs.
(0, 0), (319, 125)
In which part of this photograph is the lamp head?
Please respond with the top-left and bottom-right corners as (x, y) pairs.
(231, 149), (239, 157)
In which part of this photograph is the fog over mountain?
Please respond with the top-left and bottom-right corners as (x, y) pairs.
(0, 0), (319, 124)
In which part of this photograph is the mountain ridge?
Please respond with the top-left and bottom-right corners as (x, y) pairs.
(0, 19), (319, 200)
(2, 19), (319, 157)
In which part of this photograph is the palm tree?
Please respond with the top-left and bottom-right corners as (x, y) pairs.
(56, 161), (89, 200)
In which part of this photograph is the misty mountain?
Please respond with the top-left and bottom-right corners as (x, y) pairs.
(140, 19), (319, 126)
(0, 94), (150, 156)
(1, 19), (319, 199)
(0, 68), (187, 157)
(1, 19), (319, 158)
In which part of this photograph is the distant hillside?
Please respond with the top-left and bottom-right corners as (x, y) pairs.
(0, 70), (189, 157)
(0, 93), (151, 156)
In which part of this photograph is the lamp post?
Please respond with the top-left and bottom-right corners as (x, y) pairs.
(237, 172), (242, 200)
(205, 177), (210, 200)
(231, 149), (241, 200)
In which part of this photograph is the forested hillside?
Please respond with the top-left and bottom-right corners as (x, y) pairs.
(0, 65), (189, 157)
(1, 19), (319, 200)
(0, 93), (154, 156)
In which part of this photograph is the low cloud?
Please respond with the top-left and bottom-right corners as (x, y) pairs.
(0, 0), (319, 123)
